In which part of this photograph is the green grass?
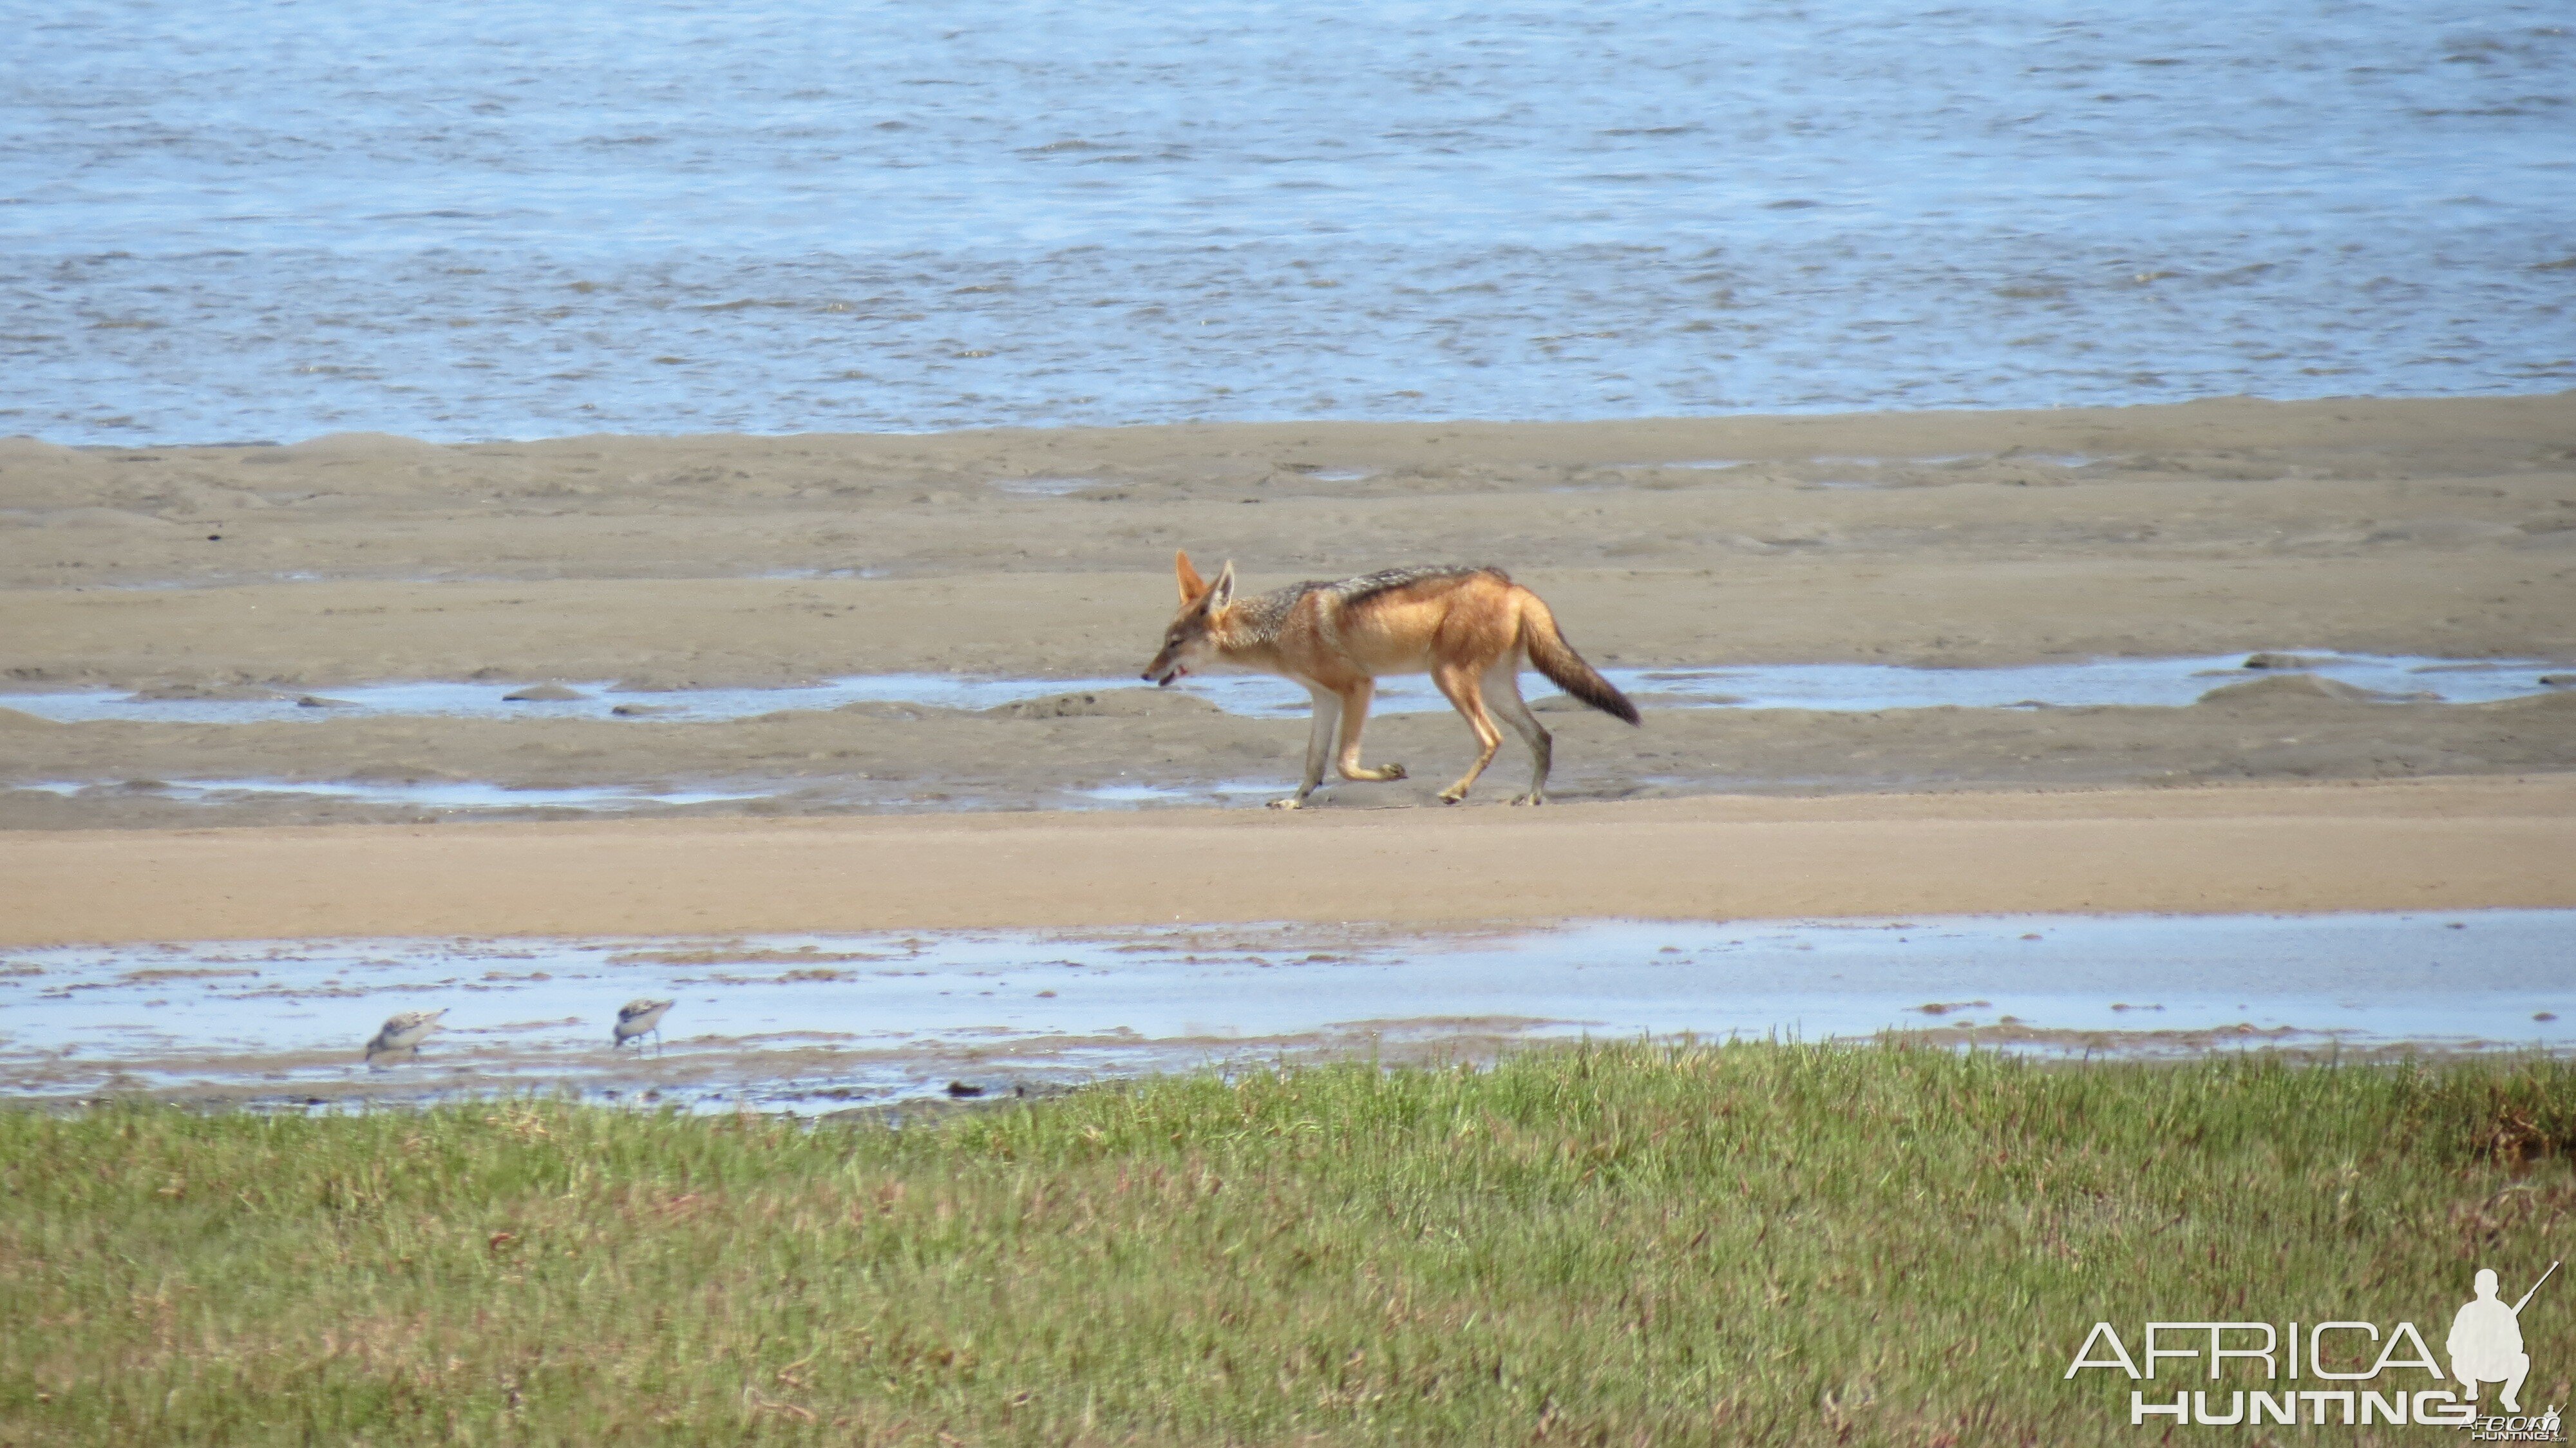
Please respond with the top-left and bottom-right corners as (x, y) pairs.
(3, 1043), (2571, 1445)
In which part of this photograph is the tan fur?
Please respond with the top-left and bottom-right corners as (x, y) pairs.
(1143, 551), (1638, 808)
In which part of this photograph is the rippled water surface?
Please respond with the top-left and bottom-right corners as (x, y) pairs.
(5, 1), (2570, 444)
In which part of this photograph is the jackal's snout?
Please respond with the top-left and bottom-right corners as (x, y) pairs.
(1143, 549), (1233, 687)
(1142, 627), (1200, 685)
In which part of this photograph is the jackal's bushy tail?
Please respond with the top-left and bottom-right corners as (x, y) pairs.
(1519, 593), (1640, 725)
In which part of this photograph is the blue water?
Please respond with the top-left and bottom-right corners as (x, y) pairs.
(15, 778), (768, 812)
(0, 654), (2557, 725)
(4, 1), (2570, 445)
(3, 912), (2568, 1108)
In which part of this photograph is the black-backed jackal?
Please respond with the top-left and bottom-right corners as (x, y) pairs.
(1141, 551), (1640, 808)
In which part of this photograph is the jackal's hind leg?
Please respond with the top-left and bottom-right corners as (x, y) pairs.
(1271, 687), (1343, 810)
(1432, 665), (1504, 803)
(1486, 663), (1553, 805)
(1332, 681), (1407, 784)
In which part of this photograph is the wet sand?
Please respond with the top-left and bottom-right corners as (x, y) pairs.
(3, 777), (2571, 948)
(5, 394), (2573, 683)
(3, 681), (2572, 829)
(4, 394), (2574, 826)
(4, 393), (2572, 940)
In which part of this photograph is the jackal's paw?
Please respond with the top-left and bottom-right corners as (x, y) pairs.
(1509, 792), (1545, 806)
(1437, 788), (1468, 805)
(1381, 763), (1408, 781)
(1267, 796), (1307, 811)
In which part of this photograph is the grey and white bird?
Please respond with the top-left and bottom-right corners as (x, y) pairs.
(612, 998), (674, 1051)
(364, 1007), (446, 1063)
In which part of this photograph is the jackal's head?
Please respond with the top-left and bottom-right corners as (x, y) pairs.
(1142, 549), (1234, 686)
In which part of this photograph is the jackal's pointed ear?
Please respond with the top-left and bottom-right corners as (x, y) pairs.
(1175, 549), (1207, 604)
(1208, 561), (1235, 610)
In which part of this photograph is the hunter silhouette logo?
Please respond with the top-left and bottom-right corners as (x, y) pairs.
(2453, 1263), (2552, 1413)
(2063, 1259), (2561, 1433)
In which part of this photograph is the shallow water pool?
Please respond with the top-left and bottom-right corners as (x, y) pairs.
(2, 653), (2560, 727)
(5, 911), (2564, 1112)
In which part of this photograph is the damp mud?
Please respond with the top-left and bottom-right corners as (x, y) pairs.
(5, 679), (2571, 828)
(4, 400), (2571, 938)
(7, 647), (2570, 829)
(6, 911), (2567, 1113)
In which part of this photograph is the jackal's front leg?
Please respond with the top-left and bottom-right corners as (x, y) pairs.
(1270, 688), (1342, 810)
(1332, 682), (1406, 785)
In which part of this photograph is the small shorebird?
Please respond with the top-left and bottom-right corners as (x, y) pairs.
(612, 998), (674, 1053)
(364, 1007), (446, 1064)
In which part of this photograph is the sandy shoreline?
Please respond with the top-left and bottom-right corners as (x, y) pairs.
(4, 394), (2571, 933)
(4, 776), (2571, 947)
(6, 394), (2573, 685)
